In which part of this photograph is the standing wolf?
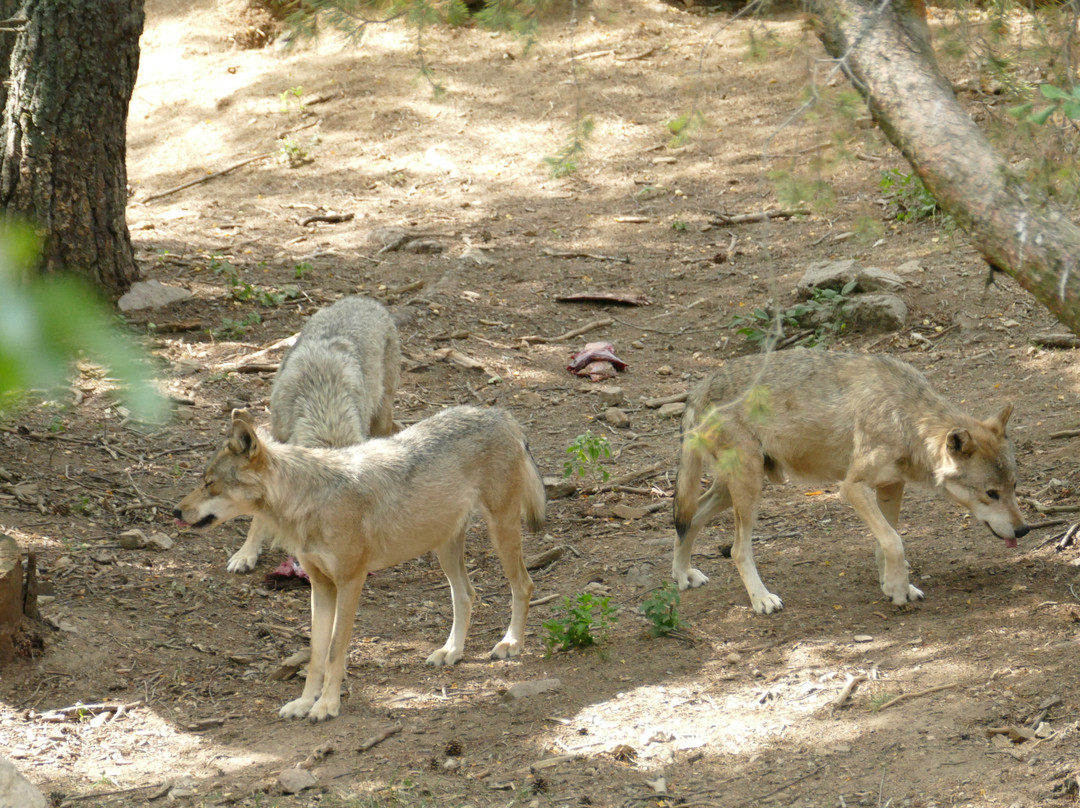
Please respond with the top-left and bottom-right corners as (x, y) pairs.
(225, 296), (400, 573)
(175, 406), (545, 721)
(673, 350), (1029, 613)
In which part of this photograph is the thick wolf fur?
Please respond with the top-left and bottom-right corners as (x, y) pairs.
(226, 296), (401, 573)
(175, 405), (545, 721)
(672, 350), (1028, 614)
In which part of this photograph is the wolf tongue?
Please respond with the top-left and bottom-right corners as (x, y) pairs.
(1004, 537), (1018, 549)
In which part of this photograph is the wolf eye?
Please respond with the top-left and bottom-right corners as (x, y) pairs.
(986, 490), (1000, 501)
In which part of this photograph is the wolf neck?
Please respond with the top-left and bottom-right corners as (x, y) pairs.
(914, 398), (978, 486)
(256, 442), (353, 537)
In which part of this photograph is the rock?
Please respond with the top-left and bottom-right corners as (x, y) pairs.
(117, 280), (192, 312)
(118, 529), (148, 549)
(604, 407), (630, 429)
(502, 678), (562, 701)
(278, 767), (317, 794)
(795, 259), (906, 299)
(609, 504), (650, 521)
(0, 757), (48, 808)
(839, 294), (908, 332)
(598, 386), (625, 407)
(657, 402), (685, 420)
(145, 532), (175, 551)
(543, 477), (577, 500)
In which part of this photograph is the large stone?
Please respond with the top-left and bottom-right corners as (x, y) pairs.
(839, 294), (908, 332)
(796, 260), (906, 299)
(117, 280), (192, 312)
(0, 757), (48, 808)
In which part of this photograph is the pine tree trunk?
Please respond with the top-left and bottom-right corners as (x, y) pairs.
(808, 0), (1080, 335)
(0, 0), (144, 298)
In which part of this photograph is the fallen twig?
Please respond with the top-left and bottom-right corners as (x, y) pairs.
(643, 392), (688, 409)
(877, 682), (959, 711)
(517, 317), (613, 345)
(215, 334), (298, 371)
(300, 212), (354, 226)
(833, 673), (868, 709)
(542, 248), (630, 263)
(144, 152), (275, 203)
(1049, 429), (1080, 439)
(708, 208), (810, 225)
(358, 724), (402, 753)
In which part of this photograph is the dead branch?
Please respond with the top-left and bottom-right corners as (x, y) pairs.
(144, 152), (275, 203)
(877, 682), (959, 711)
(1049, 429), (1080, 439)
(833, 673), (868, 709)
(643, 392), (689, 409)
(542, 249), (630, 263)
(300, 212), (354, 226)
(708, 209), (810, 225)
(215, 334), (298, 371)
(358, 724), (402, 753)
(517, 318), (614, 345)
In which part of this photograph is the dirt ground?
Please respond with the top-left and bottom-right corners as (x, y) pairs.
(2, 1), (1079, 806)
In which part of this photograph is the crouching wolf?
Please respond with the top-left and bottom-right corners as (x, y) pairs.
(175, 406), (545, 721)
(226, 295), (401, 574)
(673, 350), (1028, 614)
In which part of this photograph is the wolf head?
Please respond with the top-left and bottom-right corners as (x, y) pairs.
(938, 404), (1029, 547)
(173, 410), (267, 530)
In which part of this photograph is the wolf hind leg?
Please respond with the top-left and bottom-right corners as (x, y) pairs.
(484, 506), (534, 660)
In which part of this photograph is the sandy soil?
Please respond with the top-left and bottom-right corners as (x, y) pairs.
(1, 1), (1078, 806)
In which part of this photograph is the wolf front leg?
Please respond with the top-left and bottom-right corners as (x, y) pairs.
(305, 572), (367, 722)
(226, 516), (272, 573)
(279, 565), (335, 719)
(427, 525), (474, 667)
(842, 479), (923, 605)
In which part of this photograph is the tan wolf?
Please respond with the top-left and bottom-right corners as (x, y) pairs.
(226, 295), (401, 573)
(175, 405), (545, 721)
(672, 350), (1028, 614)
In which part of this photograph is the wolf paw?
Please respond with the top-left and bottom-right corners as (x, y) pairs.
(306, 698), (340, 723)
(426, 647), (463, 666)
(751, 591), (784, 615)
(226, 550), (258, 574)
(279, 696), (316, 720)
(884, 582), (924, 605)
(489, 639), (522, 660)
(675, 568), (710, 591)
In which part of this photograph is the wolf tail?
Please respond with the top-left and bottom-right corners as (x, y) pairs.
(521, 442), (547, 533)
(673, 411), (703, 540)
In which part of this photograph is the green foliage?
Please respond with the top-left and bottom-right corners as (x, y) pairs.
(731, 281), (857, 348)
(294, 261), (314, 280)
(0, 226), (163, 422)
(640, 583), (685, 638)
(278, 85), (305, 113)
(768, 169), (835, 213)
(211, 313), (263, 341)
(1010, 83), (1080, 126)
(563, 430), (611, 483)
(671, 218), (688, 232)
(665, 108), (707, 148)
(543, 592), (618, 653)
(211, 257), (300, 307)
(544, 116), (594, 178)
(878, 169), (943, 223)
(277, 136), (318, 167)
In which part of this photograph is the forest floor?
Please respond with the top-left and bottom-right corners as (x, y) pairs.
(1, 1), (1079, 806)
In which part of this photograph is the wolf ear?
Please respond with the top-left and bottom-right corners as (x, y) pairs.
(987, 403), (1013, 437)
(946, 427), (976, 457)
(228, 409), (260, 458)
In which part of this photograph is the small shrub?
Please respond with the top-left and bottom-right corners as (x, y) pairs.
(563, 431), (611, 483)
(543, 592), (618, 653)
(640, 583), (685, 638)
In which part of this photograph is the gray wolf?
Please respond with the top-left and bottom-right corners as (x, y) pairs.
(672, 350), (1028, 614)
(175, 405), (545, 721)
(226, 295), (401, 574)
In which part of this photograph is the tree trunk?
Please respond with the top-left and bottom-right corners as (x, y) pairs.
(808, 0), (1080, 336)
(0, 0), (144, 298)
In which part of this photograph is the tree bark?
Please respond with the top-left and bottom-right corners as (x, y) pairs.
(0, 0), (144, 298)
(808, 0), (1080, 335)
